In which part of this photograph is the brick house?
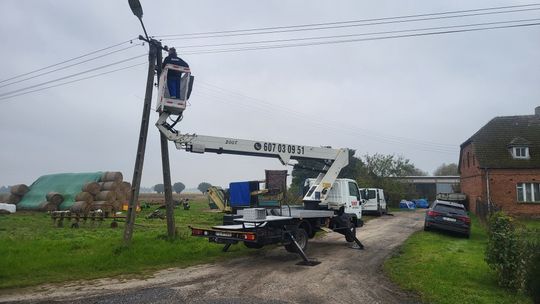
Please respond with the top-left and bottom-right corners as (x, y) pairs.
(459, 107), (540, 217)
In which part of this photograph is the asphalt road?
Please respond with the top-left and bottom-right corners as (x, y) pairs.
(1, 210), (424, 304)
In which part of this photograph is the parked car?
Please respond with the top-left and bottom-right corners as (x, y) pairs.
(424, 200), (471, 238)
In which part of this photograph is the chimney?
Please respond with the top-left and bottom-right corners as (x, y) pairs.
(536, 106), (540, 116)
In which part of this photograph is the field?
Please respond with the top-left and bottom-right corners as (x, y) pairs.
(384, 215), (535, 304)
(0, 195), (254, 290)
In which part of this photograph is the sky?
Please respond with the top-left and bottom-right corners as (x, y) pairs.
(0, 0), (539, 189)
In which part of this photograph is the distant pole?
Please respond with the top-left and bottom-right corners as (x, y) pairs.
(123, 39), (158, 245)
(157, 48), (177, 239)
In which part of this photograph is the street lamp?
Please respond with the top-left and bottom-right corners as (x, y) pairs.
(128, 0), (149, 40)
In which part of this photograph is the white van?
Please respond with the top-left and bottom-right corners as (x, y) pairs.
(359, 188), (387, 215)
(304, 178), (363, 220)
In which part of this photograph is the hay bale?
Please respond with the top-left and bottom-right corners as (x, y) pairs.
(115, 190), (126, 203)
(46, 192), (64, 206)
(82, 182), (100, 195)
(99, 181), (120, 191)
(10, 184), (29, 196)
(0, 193), (10, 204)
(100, 172), (123, 183)
(112, 200), (122, 212)
(37, 201), (57, 212)
(74, 192), (93, 204)
(7, 194), (21, 205)
(95, 191), (116, 202)
(121, 181), (131, 192)
(70, 201), (90, 214)
(90, 201), (113, 213)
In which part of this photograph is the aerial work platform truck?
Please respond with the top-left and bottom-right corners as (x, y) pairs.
(155, 63), (364, 265)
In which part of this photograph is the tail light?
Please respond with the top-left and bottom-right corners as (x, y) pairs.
(427, 210), (442, 217)
(244, 233), (256, 241)
(192, 229), (204, 236)
(458, 216), (471, 224)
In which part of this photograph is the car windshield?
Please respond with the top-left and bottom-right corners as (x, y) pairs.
(433, 204), (466, 215)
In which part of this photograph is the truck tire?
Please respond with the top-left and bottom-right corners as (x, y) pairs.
(244, 242), (264, 249)
(285, 228), (308, 253)
(377, 204), (383, 216)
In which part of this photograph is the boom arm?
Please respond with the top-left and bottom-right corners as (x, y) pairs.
(156, 113), (349, 205)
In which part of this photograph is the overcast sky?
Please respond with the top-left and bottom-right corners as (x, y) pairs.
(0, 1), (539, 189)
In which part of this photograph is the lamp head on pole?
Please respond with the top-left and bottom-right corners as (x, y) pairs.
(128, 0), (143, 19)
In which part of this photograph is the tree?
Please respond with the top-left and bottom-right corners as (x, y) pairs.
(153, 184), (164, 194)
(173, 182), (185, 194)
(197, 182), (212, 193)
(364, 153), (427, 178)
(433, 163), (458, 176)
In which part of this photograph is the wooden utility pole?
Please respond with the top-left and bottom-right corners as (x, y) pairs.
(157, 48), (177, 239)
(123, 37), (160, 245)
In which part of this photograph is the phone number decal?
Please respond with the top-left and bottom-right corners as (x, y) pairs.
(254, 142), (305, 155)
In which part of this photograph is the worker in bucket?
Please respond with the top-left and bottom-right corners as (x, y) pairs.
(162, 47), (189, 99)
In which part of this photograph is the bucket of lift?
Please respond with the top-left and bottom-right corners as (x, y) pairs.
(156, 64), (194, 115)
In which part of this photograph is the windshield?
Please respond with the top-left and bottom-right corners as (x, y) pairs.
(434, 204), (466, 215)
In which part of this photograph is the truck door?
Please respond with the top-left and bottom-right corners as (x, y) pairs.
(345, 181), (362, 219)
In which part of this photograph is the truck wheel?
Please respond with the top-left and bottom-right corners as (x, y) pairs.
(285, 228), (308, 253)
(377, 204), (383, 216)
(243, 242), (264, 249)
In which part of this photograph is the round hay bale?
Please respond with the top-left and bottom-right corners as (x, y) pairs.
(0, 193), (10, 204)
(121, 182), (131, 192)
(112, 200), (122, 212)
(82, 182), (100, 195)
(101, 172), (123, 183)
(46, 192), (64, 206)
(10, 184), (29, 196)
(70, 201), (90, 214)
(95, 191), (116, 202)
(90, 201), (113, 213)
(7, 194), (21, 205)
(75, 192), (94, 204)
(37, 201), (57, 212)
(99, 181), (120, 191)
(115, 190), (126, 203)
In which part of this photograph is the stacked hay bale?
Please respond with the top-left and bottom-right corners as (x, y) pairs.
(0, 184), (30, 206)
(70, 172), (131, 215)
(37, 192), (64, 211)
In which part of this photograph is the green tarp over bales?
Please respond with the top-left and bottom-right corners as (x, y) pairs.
(18, 172), (103, 210)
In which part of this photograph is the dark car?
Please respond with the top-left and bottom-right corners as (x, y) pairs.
(424, 200), (471, 238)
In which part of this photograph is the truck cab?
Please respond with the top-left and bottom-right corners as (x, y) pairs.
(359, 188), (387, 215)
(305, 178), (362, 220)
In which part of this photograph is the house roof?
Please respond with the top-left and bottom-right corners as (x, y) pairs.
(460, 113), (540, 169)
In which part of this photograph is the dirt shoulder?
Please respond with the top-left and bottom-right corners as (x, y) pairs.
(1, 210), (424, 304)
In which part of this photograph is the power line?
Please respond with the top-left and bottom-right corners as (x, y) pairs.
(0, 62), (147, 102)
(0, 54), (146, 98)
(177, 21), (540, 55)
(0, 43), (143, 89)
(156, 4), (540, 40)
(0, 38), (137, 84)
(175, 18), (540, 50)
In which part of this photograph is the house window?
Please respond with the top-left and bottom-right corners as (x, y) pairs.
(512, 147), (529, 159)
(516, 183), (540, 202)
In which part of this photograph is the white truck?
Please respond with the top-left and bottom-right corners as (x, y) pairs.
(154, 64), (364, 265)
(360, 188), (388, 216)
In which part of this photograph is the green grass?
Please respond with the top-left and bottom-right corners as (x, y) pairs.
(384, 215), (532, 304)
(0, 201), (254, 290)
(518, 218), (540, 230)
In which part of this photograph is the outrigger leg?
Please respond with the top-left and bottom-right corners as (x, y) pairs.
(222, 243), (232, 252)
(345, 227), (365, 250)
(286, 232), (321, 266)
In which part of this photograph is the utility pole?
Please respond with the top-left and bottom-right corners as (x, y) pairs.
(157, 49), (177, 239)
(124, 0), (176, 244)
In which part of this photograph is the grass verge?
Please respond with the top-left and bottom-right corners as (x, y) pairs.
(0, 200), (254, 290)
(384, 215), (533, 304)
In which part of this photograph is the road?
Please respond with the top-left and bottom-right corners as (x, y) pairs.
(1, 210), (424, 304)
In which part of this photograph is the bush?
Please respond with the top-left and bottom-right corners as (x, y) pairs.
(524, 231), (540, 303)
(485, 212), (527, 290)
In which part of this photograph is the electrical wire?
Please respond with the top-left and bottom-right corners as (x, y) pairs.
(0, 54), (146, 98)
(156, 4), (540, 40)
(0, 62), (147, 102)
(178, 22), (540, 55)
(0, 38), (137, 84)
(174, 18), (540, 50)
(0, 43), (143, 89)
